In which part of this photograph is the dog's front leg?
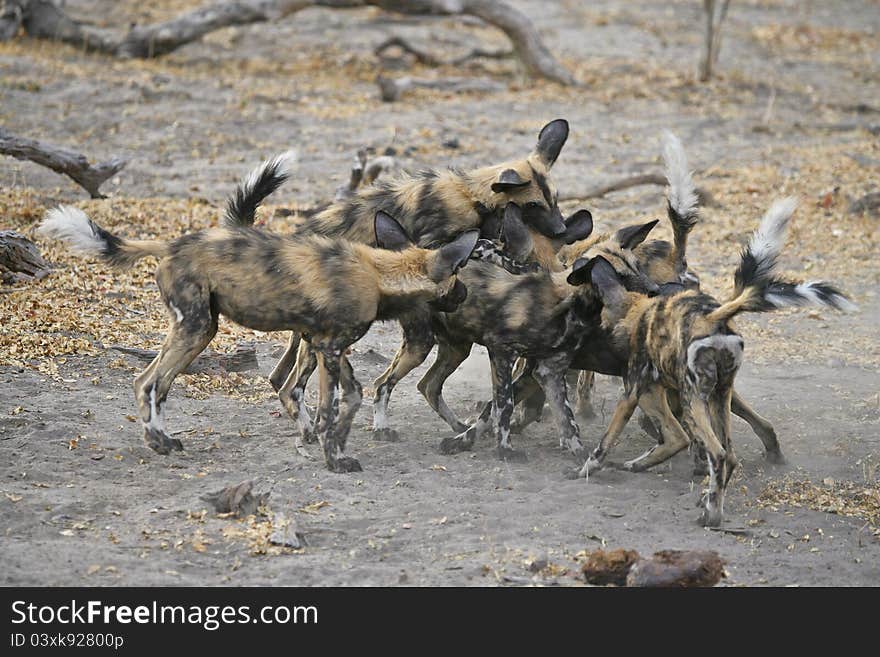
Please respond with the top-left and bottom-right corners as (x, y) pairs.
(315, 347), (362, 473)
(572, 391), (638, 480)
(534, 356), (585, 457)
(331, 355), (363, 452)
(439, 398), (494, 455)
(372, 314), (434, 442)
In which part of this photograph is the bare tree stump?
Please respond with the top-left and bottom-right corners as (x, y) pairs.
(0, 231), (52, 285)
(0, 128), (127, 198)
(3, 0), (575, 85)
(110, 343), (258, 374)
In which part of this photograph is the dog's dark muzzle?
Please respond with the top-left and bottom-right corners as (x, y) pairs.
(522, 204), (567, 237)
(430, 279), (468, 312)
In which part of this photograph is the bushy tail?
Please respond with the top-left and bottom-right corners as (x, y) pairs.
(38, 206), (167, 269)
(662, 131), (699, 277)
(708, 198), (856, 322)
(223, 150), (296, 227)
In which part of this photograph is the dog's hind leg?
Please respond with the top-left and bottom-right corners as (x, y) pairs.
(371, 315), (434, 442)
(731, 389), (783, 463)
(268, 332), (301, 392)
(417, 339), (472, 433)
(623, 385), (690, 472)
(575, 391), (639, 479)
(573, 370), (596, 419)
(679, 398), (729, 527)
(134, 273), (217, 455)
(510, 361), (545, 433)
(315, 347), (362, 473)
(534, 356), (585, 457)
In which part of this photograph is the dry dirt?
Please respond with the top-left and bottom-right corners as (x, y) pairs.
(1, 0), (878, 586)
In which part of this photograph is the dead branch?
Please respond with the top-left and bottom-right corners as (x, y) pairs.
(0, 230), (52, 285)
(375, 34), (512, 68)
(3, 0), (574, 85)
(560, 173), (667, 202)
(0, 128), (127, 198)
(699, 0), (731, 82)
(378, 74), (504, 101)
(560, 172), (716, 206)
(111, 343), (258, 374)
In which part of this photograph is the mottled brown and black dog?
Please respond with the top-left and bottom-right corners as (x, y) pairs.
(417, 203), (662, 452)
(574, 197), (855, 525)
(511, 133), (782, 467)
(39, 206), (479, 473)
(227, 119), (573, 441)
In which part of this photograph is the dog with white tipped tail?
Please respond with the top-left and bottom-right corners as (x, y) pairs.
(574, 196), (855, 526)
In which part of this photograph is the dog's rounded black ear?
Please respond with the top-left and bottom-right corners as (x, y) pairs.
(589, 256), (627, 306)
(615, 219), (660, 250)
(491, 169), (531, 194)
(534, 119), (569, 168)
(500, 202), (533, 260)
(561, 209), (593, 245)
(431, 230), (480, 281)
(374, 210), (413, 251)
(566, 257), (594, 286)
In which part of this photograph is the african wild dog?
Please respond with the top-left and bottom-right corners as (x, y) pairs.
(514, 133), (782, 465)
(225, 120), (573, 442)
(573, 197), (854, 526)
(414, 203), (673, 461)
(38, 207), (479, 473)
(418, 204), (657, 451)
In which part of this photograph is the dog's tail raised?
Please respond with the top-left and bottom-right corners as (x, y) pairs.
(708, 197), (856, 322)
(223, 150), (297, 227)
(662, 131), (698, 277)
(39, 206), (168, 269)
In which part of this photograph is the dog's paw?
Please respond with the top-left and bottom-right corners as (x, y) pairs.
(329, 456), (363, 473)
(439, 434), (472, 455)
(496, 446), (527, 463)
(372, 427), (400, 442)
(764, 448), (786, 465)
(144, 428), (183, 455)
(699, 507), (723, 527)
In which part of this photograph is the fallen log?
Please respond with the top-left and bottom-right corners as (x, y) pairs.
(110, 343), (258, 374)
(0, 128), (127, 198)
(377, 74), (504, 102)
(626, 550), (726, 588)
(0, 230), (52, 284)
(2, 0), (575, 85)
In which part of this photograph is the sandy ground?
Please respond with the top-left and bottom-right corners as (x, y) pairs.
(1, 0), (878, 586)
